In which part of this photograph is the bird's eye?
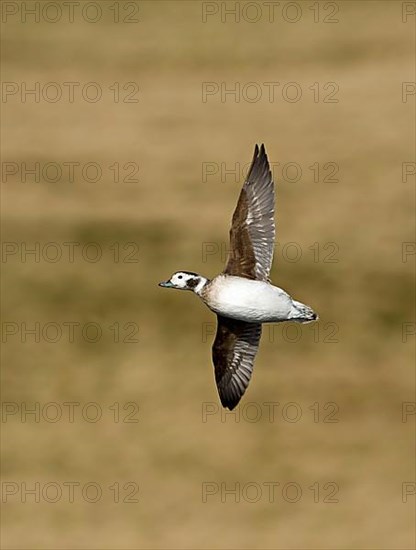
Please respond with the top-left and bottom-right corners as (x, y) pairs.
(178, 275), (183, 279)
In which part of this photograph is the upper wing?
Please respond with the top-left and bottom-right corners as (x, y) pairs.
(212, 315), (262, 410)
(223, 144), (275, 281)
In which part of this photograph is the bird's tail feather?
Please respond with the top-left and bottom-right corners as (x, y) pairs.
(288, 300), (318, 323)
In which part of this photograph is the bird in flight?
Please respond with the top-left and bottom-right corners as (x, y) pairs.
(159, 144), (318, 409)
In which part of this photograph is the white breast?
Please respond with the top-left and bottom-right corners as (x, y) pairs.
(206, 275), (293, 323)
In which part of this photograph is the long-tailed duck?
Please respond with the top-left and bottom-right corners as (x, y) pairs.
(159, 144), (318, 410)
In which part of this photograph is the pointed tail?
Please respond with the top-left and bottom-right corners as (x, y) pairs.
(288, 300), (318, 323)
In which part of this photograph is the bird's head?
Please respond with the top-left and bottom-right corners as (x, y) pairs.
(158, 271), (207, 293)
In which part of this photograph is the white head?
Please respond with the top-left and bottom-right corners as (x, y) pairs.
(159, 271), (208, 294)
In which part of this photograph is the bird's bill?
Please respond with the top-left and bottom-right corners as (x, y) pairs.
(158, 280), (174, 288)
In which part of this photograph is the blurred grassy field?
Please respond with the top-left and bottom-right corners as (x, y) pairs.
(1, 1), (415, 548)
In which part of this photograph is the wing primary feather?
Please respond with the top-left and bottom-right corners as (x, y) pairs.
(223, 144), (276, 281)
(212, 315), (262, 410)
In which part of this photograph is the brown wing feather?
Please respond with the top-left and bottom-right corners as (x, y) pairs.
(212, 315), (262, 410)
(224, 144), (275, 281)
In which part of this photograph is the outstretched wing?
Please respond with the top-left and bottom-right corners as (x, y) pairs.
(212, 315), (262, 410)
(223, 144), (275, 281)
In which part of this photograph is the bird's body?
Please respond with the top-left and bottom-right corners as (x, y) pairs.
(199, 275), (315, 324)
(159, 144), (318, 409)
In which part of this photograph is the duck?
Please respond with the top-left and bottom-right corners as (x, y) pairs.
(159, 144), (318, 410)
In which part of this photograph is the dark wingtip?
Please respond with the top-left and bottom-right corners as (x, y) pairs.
(259, 144), (268, 164)
(251, 143), (259, 164)
(218, 383), (243, 410)
(253, 143), (266, 158)
(246, 143), (271, 185)
(220, 395), (240, 411)
(216, 380), (241, 410)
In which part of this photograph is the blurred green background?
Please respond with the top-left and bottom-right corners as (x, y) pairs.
(1, 1), (415, 548)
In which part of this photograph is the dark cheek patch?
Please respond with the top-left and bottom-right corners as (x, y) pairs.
(186, 277), (199, 290)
